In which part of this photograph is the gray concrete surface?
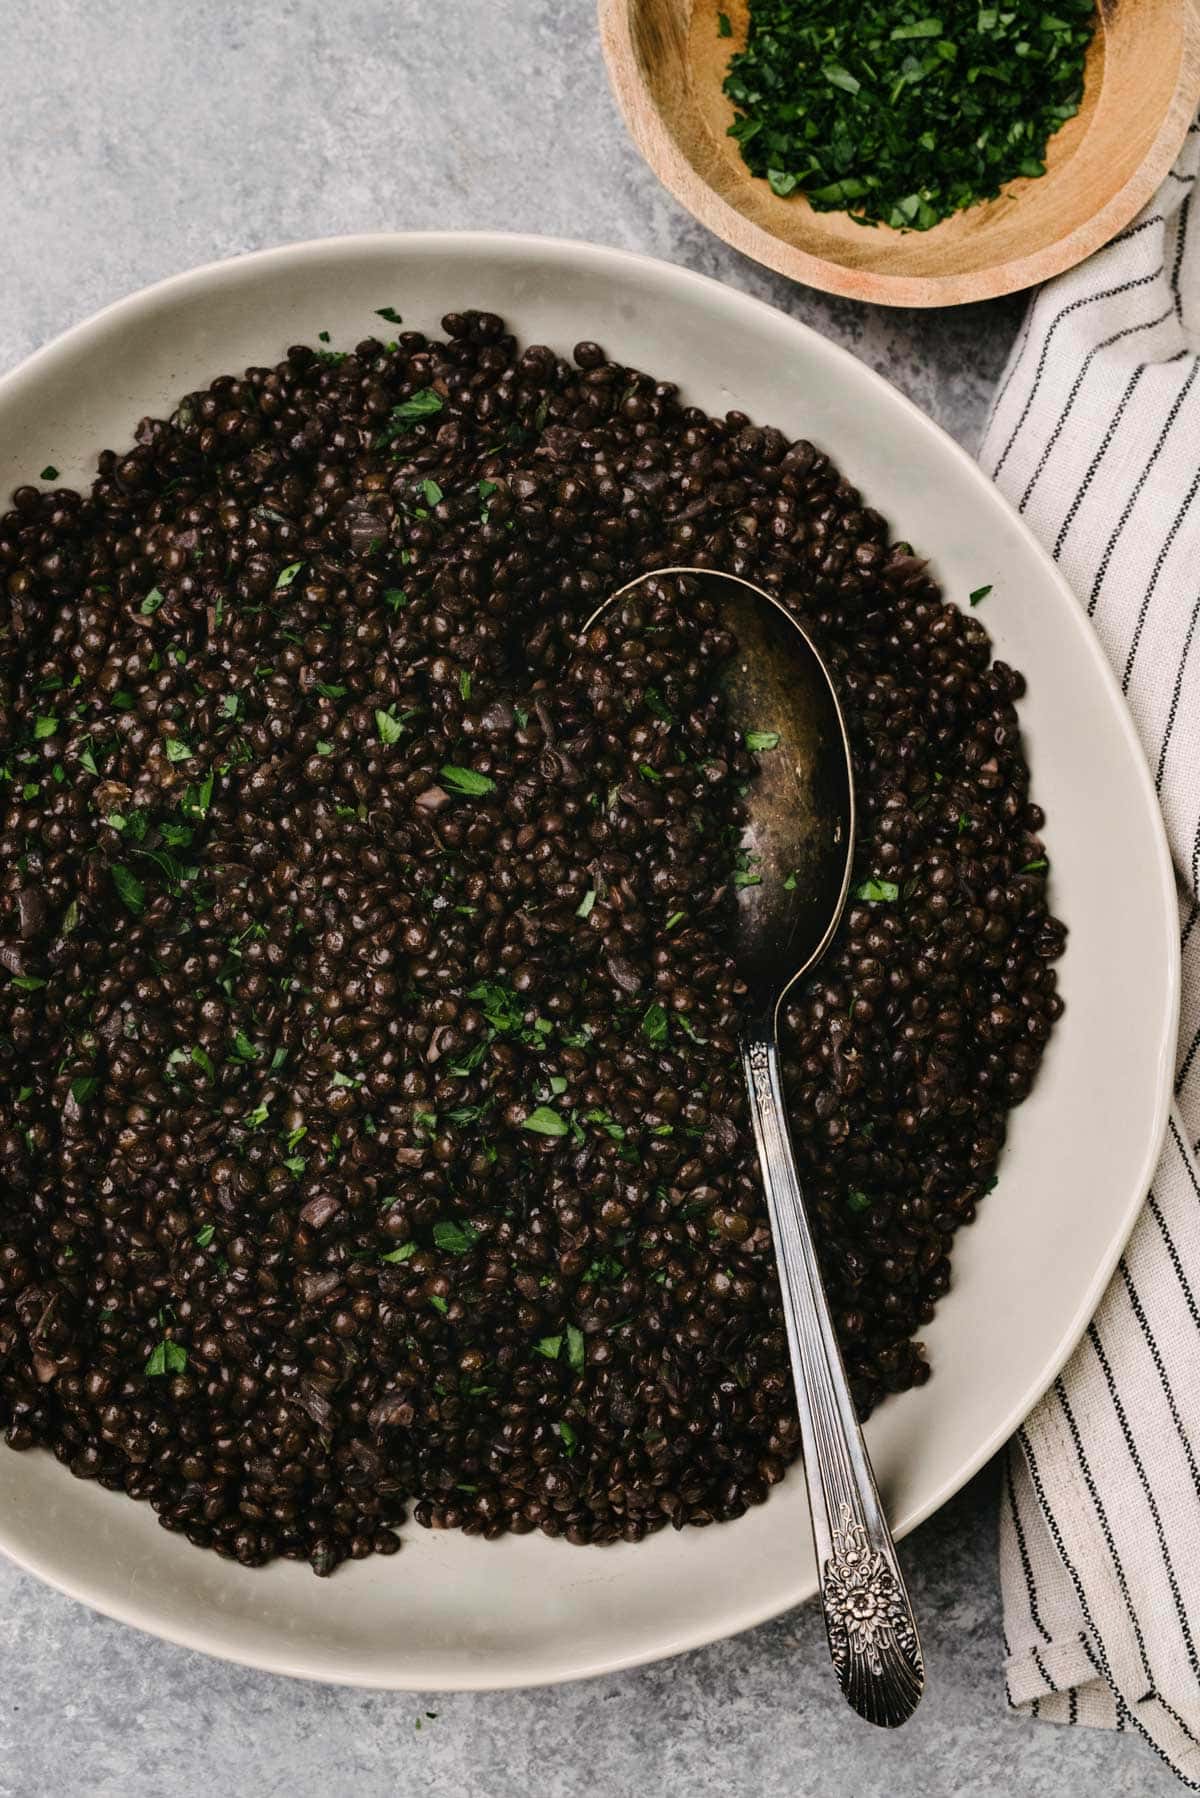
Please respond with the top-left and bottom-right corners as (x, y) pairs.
(0, 3), (1178, 1794)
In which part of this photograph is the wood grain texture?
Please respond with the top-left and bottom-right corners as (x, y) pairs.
(599, 0), (1200, 307)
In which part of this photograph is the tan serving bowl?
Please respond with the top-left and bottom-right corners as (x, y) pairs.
(599, 0), (1200, 307)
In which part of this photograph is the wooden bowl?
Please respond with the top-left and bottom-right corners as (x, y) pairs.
(599, 0), (1200, 307)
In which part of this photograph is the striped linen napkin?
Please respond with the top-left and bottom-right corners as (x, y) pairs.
(979, 122), (1200, 1784)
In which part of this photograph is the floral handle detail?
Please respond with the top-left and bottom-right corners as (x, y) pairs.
(825, 1503), (925, 1715)
(741, 1034), (924, 1728)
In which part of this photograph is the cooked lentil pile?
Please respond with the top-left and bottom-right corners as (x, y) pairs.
(0, 312), (1064, 1575)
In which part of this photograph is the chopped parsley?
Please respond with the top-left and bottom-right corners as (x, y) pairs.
(642, 1002), (669, 1046)
(440, 764), (495, 796)
(432, 1219), (479, 1254)
(111, 864), (145, 913)
(523, 1106), (568, 1138)
(379, 388), (444, 444)
(376, 707), (405, 745)
(722, 0), (1095, 230)
(381, 1242), (418, 1264)
(853, 878), (900, 902)
(145, 1338), (188, 1377)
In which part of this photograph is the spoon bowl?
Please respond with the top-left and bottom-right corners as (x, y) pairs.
(693, 570), (854, 1018)
(587, 567), (924, 1727)
(589, 564), (854, 1009)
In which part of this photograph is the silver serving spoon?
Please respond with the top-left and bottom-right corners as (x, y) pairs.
(587, 567), (924, 1728)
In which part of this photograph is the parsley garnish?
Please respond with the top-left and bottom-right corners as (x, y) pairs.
(145, 1338), (188, 1377)
(111, 864), (145, 913)
(722, 1), (1095, 230)
(379, 388), (444, 443)
(440, 764), (495, 796)
(376, 707), (404, 745)
(853, 878), (900, 902)
(642, 1003), (669, 1046)
(433, 1219), (479, 1254)
(523, 1106), (568, 1138)
(583, 1108), (625, 1142)
(381, 1242), (418, 1264)
(582, 1255), (622, 1284)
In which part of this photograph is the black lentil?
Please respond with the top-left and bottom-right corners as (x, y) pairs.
(0, 312), (1065, 1575)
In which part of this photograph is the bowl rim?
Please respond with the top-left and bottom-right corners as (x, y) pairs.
(597, 0), (1200, 308)
(0, 229), (1181, 1687)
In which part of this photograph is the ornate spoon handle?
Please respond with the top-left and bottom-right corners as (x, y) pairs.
(741, 1034), (924, 1728)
